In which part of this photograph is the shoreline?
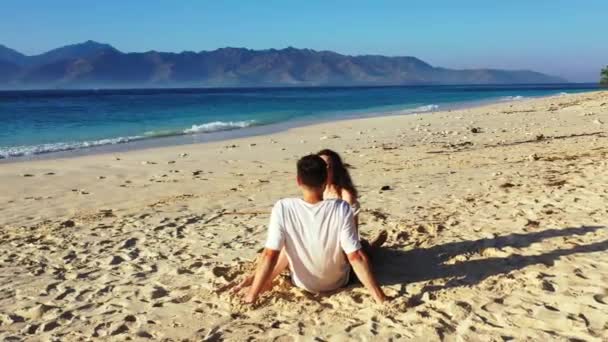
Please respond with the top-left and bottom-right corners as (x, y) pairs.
(0, 89), (596, 164)
(0, 82), (597, 93)
(1, 90), (607, 340)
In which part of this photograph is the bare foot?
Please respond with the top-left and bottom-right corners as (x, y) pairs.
(229, 274), (254, 294)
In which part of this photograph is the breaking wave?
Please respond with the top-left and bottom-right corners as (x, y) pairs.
(395, 104), (440, 114)
(0, 120), (258, 159)
(183, 120), (256, 134)
(500, 95), (526, 101)
(0, 136), (145, 159)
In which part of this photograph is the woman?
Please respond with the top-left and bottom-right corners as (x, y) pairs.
(317, 149), (387, 247)
(317, 149), (360, 225)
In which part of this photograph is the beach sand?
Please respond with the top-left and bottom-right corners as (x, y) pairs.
(1, 91), (607, 341)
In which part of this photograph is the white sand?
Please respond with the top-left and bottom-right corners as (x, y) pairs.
(0, 91), (607, 340)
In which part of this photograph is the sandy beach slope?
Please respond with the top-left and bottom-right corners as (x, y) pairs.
(1, 91), (607, 341)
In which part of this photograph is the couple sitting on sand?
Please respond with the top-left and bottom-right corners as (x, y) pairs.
(228, 149), (388, 304)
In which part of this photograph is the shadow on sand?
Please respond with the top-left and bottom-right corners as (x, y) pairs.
(373, 225), (607, 301)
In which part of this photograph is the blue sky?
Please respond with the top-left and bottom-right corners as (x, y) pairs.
(1, 0), (605, 82)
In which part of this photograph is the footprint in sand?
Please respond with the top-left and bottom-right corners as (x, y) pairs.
(350, 293), (364, 304)
(150, 286), (169, 300)
(481, 298), (505, 314)
(4, 314), (24, 325)
(177, 267), (194, 275)
(41, 320), (60, 332)
(189, 261), (204, 269)
(128, 248), (140, 260)
(111, 323), (130, 335)
(63, 250), (77, 263)
(109, 255), (126, 265)
(573, 268), (589, 279)
(137, 330), (155, 339)
(122, 237), (138, 249)
(593, 294), (607, 305)
(211, 266), (237, 281)
(171, 293), (193, 304)
(92, 321), (127, 338)
(75, 289), (94, 301)
(22, 323), (40, 335)
(345, 321), (365, 333)
(55, 287), (76, 300)
(541, 280), (557, 292)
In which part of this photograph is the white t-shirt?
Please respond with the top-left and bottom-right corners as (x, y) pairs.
(265, 198), (361, 293)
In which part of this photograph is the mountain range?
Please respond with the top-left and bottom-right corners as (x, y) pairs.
(0, 41), (566, 89)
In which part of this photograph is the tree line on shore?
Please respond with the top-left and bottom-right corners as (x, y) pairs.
(602, 66), (608, 86)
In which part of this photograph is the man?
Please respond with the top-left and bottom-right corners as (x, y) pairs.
(232, 154), (387, 304)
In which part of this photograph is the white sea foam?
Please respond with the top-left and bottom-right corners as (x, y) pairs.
(183, 120), (256, 134)
(500, 95), (526, 101)
(395, 104), (440, 115)
(0, 136), (144, 159)
(414, 104), (440, 112)
(0, 120), (259, 159)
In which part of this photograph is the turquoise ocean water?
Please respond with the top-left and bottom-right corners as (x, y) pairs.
(0, 84), (599, 159)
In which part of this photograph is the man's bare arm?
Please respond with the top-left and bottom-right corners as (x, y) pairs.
(244, 248), (280, 303)
(347, 249), (387, 304)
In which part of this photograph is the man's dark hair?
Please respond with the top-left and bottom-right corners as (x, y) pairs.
(297, 154), (328, 188)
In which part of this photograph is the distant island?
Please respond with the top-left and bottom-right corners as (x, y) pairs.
(0, 40), (566, 89)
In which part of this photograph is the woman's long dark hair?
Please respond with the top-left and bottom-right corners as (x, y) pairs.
(317, 149), (358, 198)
